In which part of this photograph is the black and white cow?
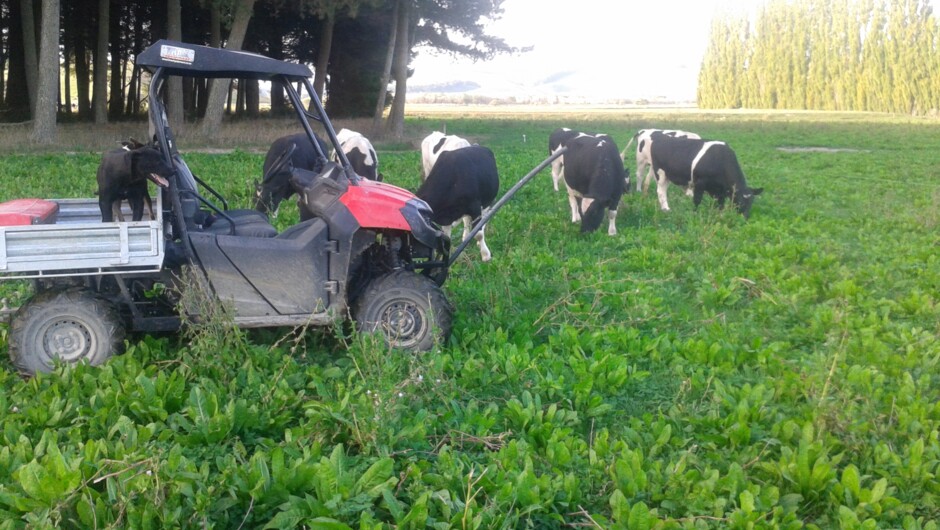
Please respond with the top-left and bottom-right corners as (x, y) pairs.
(332, 128), (382, 181)
(562, 133), (626, 235)
(415, 145), (499, 261)
(624, 128), (701, 194)
(649, 131), (763, 217)
(420, 131), (471, 179)
(255, 132), (329, 215)
(548, 127), (582, 191)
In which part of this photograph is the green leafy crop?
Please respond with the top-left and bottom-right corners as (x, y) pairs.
(1, 111), (939, 528)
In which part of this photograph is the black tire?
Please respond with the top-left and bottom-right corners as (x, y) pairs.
(9, 289), (125, 375)
(352, 270), (453, 351)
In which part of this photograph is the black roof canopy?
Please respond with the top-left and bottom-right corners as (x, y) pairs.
(136, 40), (313, 81)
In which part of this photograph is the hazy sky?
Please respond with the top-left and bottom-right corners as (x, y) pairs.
(409, 0), (756, 101)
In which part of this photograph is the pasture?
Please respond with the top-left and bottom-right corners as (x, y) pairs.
(0, 110), (938, 528)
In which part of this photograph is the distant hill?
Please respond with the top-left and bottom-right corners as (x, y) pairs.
(408, 70), (695, 105)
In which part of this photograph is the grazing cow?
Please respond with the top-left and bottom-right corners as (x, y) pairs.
(623, 128), (701, 194)
(415, 145), (499, 261)
(97, 145), (173, 222)
(332, 128), (383, 181)
(548, 127), (581, 192)
(562, 133), (626, 235)
(420, 131), (471, 179)
(255, 132), (329, 215)
(649, 131), (763, 217)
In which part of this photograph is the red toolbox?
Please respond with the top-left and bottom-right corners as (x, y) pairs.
(0, 199), (59, 226)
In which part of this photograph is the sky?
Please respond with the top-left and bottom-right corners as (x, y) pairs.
(409, 0), (757, 102)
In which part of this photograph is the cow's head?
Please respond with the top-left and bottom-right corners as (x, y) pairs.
(734, 186), (764, 218)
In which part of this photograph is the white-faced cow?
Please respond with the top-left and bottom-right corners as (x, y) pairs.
(421, 131), (471, 179)
(548, 127), (582, 191)
(415, 145), (499, 261)
(649, 131), (763, 217)
(332, 128), (382, 181)
(562, 133), (626, 235)
(624, 128), (701, 194)
(255, 132), (329, 215)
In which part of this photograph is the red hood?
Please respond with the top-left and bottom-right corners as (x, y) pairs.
(338, 179), (419, 230)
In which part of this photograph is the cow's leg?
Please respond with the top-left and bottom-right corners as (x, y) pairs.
(441, 224), (453, 238)
(655, 169), (671, 211)
(475, 223), (491, 262)
(461, 214), (473, 243)
(644, 167), (657, 194)
(692, 186), (705, 208)
(550, 156), (564, 192)
(636, 162), (647, 192)
(607, 209), (617, 236)
(716, 193), (727, 209)
(580, 198), (594, 224)
(566, 185), (582, 223)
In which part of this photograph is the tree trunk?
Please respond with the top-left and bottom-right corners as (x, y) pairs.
(209, 1), (221, 47)
(246, 79), (259, 117)
(93, 0), (109, 124)
(386, 0), (410, 139)
(166, 0), (184, 129)
(269, 32), (286, 115)
(109, 2), (124, 119)
(4, 1), (30, 120)
(75, 39), (91, 119)
(21, 0), (38, 117)
(63, 39), (71, 115)
(0, 1), (5, 108)
(200, 0), (256, 138)
(126, 11), (143, 116)
(313, 14), (334, 101)
(372, 1), (399, 137)
(30, 0), (59, 144)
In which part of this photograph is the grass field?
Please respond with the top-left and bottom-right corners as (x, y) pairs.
(0, 109), (938, 528)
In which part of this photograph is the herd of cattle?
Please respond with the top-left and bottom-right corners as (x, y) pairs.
(95, 125), (763, 263)
(250, 125), (763, 262)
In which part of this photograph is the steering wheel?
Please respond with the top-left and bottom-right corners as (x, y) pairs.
(262, 142), (297, 182)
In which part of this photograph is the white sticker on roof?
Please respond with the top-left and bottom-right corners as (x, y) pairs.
(160, 45), (195, 65)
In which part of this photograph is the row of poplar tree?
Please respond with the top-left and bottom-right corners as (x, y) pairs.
(697, 0), (940, 115)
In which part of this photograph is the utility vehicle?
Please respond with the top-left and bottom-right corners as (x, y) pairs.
(0, 40), (457, 375)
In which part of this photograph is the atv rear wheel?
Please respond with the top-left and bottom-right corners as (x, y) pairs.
(9, 288), (125, 375)
(353, 270), (452, 351)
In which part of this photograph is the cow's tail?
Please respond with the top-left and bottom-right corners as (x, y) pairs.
(620, 131), (639, 161)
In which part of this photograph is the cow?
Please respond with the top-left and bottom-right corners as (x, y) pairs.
(255, 132), (329, 215)
(97, 144), (173, 222)
(562, 133), (626, 235)
(420, 131), (471, 179)
(332, 128), (383, 181)
(623, 128), (701, 194)
(548, 127), (581, 192)
(415, 145), (499, 262)
(649, 131), (763, 217)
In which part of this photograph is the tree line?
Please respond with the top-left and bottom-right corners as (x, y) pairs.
(698, 0), (940, 115)
(0, 0), (513, 143)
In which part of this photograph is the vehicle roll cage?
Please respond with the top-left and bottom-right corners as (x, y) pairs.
(137, 39), (360, 194)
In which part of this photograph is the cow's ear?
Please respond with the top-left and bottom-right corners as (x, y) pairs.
(751, 187), (764, 195)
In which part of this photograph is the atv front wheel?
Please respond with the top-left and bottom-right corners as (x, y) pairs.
(9, 289), (125, 375)
(353, 271), (452, 351)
